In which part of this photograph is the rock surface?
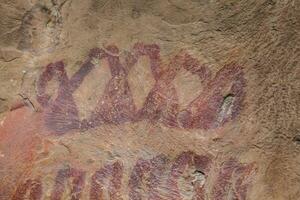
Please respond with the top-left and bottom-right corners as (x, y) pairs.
(0, 0), (299, 199)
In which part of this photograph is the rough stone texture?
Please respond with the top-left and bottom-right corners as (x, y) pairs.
(0, 0), (299, 199)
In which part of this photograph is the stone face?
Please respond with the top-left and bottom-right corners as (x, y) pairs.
(0, 0), (299, 200)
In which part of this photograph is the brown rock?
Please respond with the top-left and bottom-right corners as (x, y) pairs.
(0, 0), (299, 199)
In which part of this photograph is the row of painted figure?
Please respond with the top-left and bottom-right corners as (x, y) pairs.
(36, 43), (246, 134)
(12, 151), (256, 200)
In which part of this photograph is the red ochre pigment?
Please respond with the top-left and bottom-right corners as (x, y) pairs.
(36, 43), (246, 135)
(13, 151), (255, 200)
(3, 43), (254, 199)
(12, 152), (256, 200)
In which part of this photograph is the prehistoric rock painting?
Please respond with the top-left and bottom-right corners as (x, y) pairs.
(36, 43), (246, 135)
(12, 152), (256, 200)
(90, 161), (123, 200)
(12, 179), (43, 200)
(50, 168), (86, 200)
(1, 0), (298, 198)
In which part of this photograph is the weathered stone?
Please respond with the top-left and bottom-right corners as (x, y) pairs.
(0, 0), (299, 199)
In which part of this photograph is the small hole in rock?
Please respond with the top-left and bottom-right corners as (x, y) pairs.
(222, 94), (235, 105)
(192, 170), (206, 186)
(292, 135), (300, 144)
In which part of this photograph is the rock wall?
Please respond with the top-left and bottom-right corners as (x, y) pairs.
(0, 0), (299, 199)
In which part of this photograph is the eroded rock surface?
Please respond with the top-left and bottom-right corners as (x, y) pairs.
(0, 0), (299, 199)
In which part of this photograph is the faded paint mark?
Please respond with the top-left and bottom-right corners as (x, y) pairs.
(36, 43), (246, 135)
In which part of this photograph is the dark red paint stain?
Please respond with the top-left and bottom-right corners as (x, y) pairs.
(128, 152), (212, 200)
(37, 61), (80, 134)
(50, 168), (85, 200)
(176, 63), (245, 129)
(128, 154), (169, 200)
(11, 153), (256, 200)
(212, 158), (257, 200)
(166, 151), (211, 200)
(12, 179), (42, 200)
(90, 161), (123, 200)
(37, 43), (246, 135)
